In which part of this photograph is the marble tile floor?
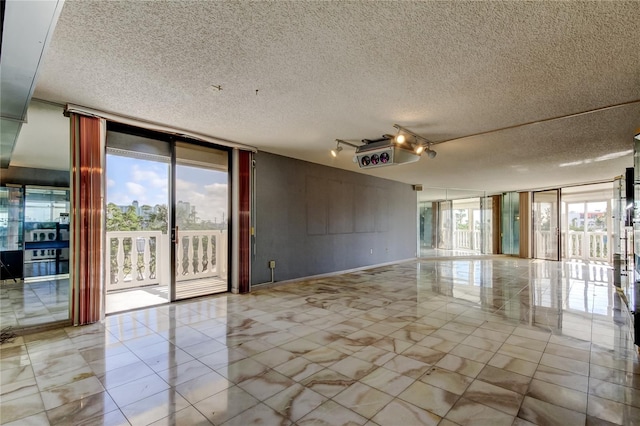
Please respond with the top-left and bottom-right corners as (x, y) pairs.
(1, 257), (639, 425)
(0, 278), (70, 329)
(419, 248), (484, 259)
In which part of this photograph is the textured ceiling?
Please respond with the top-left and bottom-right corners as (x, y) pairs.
(31, 1), (640, 200)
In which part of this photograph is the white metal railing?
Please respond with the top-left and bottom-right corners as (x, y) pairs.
(563, 230), (609, 261)
(175, 230), (228, 282)
(450, 228), (609, 262)
(106, 229), (227, 292)
(106, 231), (163, 291)
(453, 230), (482, 251)
(534, 230), (609, 262)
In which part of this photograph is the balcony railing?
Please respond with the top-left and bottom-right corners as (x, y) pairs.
(452, 229), (610, 262)
(562, 230), (609, 262)
(534, 230), (609, 262)
(106, 229), (228, 292)
(453, 230), (482, 251)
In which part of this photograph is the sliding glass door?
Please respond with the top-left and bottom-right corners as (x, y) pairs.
(105, 128), (229, 313)
(533, 189), (560, 261)
(105, 132), (171, 313)
(173, 142), (228, 300)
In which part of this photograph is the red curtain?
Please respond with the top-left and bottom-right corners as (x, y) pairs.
(70, 114), (104, 325)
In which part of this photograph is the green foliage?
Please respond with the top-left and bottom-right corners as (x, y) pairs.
(569, 217), (584, 232)
(145, 204), (168, 231)
(454, 210), (469, 230)
(106, 203), (143, 231)
(106, 202), (166, 232)
(106, 201), (225, 233)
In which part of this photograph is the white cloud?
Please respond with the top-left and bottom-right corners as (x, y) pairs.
(126, 182), (146, 197)
(175, 179), (228, 222)
(108, 159), (227, 221)
(176, 179), (196, 192)
(131, 165), (168, 190)
(108, 191), (131, 206)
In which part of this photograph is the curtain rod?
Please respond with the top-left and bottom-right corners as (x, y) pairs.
(64, 103), (258, 153)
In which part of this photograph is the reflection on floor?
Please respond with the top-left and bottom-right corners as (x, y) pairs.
(105, 289), (167, 315)
(0, 277), (69, 328)
(106, 277), (228, 314)
(1, 258), (639, 425)
(420, 248), (485, 258)
(175, 277), (227, 300)
(23, 260), (69, 279)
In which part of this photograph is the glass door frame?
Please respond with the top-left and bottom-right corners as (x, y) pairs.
(169, 141), (177, 301)
(104, 125), (231, 313)
(171, 139), (230, 301)
(532, 189), (561, 261)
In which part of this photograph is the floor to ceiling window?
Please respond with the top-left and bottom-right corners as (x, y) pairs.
(104, 125), (230, 314)
(501, 192), (520, 256)
(105, 147), (170, 313)
(561, 183), (613, 264)
(532, 189), (560, 261)
(419, 188), (491, 257)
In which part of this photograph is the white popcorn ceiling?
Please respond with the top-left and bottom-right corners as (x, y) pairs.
(33, 1), (640, 198)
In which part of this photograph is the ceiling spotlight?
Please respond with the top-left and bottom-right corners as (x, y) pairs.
(393, 124), (438, 159)
(331, 139), (360, 158)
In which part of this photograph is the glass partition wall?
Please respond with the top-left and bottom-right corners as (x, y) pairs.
(419, 188), (492, 257)
(0, 100), (71, 329)
(23, 188), (70, 279)
(501, 192), (520, 256)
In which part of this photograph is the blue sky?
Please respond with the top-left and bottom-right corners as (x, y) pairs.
(106, 155), (228, 223)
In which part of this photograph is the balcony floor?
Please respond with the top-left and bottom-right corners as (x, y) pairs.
(106, 277), (228, 314)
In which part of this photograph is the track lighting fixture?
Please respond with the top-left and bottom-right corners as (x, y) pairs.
(333, 126), (436, 169)
(330, 139), (359, 157)
(393, 124), (437, 159)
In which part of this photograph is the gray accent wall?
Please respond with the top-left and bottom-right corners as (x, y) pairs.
(252, 151), (417, 285)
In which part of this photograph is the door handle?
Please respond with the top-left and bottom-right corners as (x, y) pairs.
(172, 226), (179, 243)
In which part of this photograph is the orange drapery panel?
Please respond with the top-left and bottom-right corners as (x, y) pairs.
(70, 114), (104, 325)
(238, 150), (251, 293)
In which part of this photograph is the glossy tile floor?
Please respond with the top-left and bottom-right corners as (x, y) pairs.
(0, 277), (69, 328)
(1, 257), (639, 425)
(106, 277), (228, 314)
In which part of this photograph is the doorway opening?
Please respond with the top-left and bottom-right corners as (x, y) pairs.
(533, 189), (560, 261)
(104, 126), (229, 314)
(419, 189), (492, 257)
(561, 183), (612, 264)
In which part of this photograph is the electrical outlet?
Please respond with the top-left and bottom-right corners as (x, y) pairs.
(268, 260), (276, 269)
